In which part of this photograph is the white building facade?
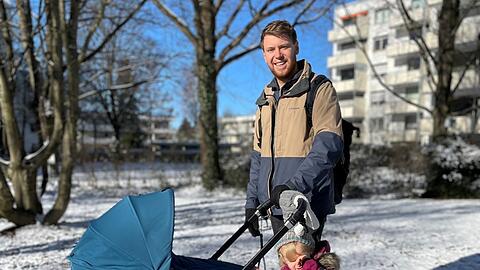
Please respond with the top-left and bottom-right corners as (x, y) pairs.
(218, 115), (256, 153)
(328, 0), (480, 144)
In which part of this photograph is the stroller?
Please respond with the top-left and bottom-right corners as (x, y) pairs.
(68, 188), (311, 270)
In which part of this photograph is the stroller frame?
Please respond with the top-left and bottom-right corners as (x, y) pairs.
(210, 198), (309, 270)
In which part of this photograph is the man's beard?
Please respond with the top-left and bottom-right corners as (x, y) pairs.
(270, 61), (296, 82)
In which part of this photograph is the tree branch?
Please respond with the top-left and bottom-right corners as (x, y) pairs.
(0, 1), (15, 83)
(450, 0), (477, 41)
(294, 0), (335, 26)
(218, 0), (303, 67)
(0, 156), (9, 168)
(451, 53), (478, 95)
(215, 0), (245, 40)
(152, 0), (198, 46)
(79, 0), (147, 64)
(79, 79), (151, 100)
(80, 0), (109, 60)
(218, 43), (259, 71)
(22, 140), (49, 166)
(397, 0), (438, 84)
(291, 0), (316, 26)
(214, 0), (225, 15)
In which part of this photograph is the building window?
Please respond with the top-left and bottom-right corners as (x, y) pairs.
(375, 8), (389, 24)
(370, 91), (385, 106)
(405, 115), (418, 129)
(371, 63), (387, 78)
(338, 92), (354, 101)
(373, 36), (388, 51)
(339, 67), (355, 80)
(407, 57), (420, 70)
(405, 86), (419, 100)
(370, 118), (384, 131)
(409, 27), (422, 40)
(339, 41), (356, 51)
(342, 17), (355, 26)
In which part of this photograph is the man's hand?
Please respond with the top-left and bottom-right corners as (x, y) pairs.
(270, 185), (290, 207)
(245, 208), (260, 237)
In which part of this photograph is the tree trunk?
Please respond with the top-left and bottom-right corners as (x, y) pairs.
(432, 0), (460, 141)
(11, 166), (42, 213)
(197, 53), (222, 190)
(0, 169), (35, 224)
(423, 0), (461, 198)
(44, 0), (79, 225)
(195, 0), (222, 190)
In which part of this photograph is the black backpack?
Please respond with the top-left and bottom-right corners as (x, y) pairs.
(306, 74), (360, 204)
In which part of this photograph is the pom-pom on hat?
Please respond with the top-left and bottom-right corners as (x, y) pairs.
(275, 224), (315, 251)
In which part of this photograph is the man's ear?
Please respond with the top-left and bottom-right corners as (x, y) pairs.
(294, 42), (299, 55)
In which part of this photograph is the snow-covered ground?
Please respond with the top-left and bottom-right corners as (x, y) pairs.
(1, 165), (480, 270)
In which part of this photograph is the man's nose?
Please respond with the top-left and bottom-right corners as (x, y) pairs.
(274, 48), (283, 58)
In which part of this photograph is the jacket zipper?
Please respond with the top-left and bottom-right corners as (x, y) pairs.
(267, 97), (278, 215)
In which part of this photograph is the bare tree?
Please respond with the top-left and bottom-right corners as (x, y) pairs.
(79, 23), (174, 159)
(0, 0), (147, 226)
(331, 0), (479, 141)
(152, 0), (335, 189)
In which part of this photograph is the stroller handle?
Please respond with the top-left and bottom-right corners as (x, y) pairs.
(242, 198), (308, 270)
(255, 199), (274, 217)
(210, 197), (309, 270)
(210, 200), (273, 261)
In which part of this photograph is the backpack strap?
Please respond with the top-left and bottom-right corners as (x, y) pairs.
(305, 73), (331, 132)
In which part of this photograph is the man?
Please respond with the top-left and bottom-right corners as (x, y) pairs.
(245, 20), (343, 248)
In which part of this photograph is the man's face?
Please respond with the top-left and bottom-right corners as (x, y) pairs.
(262, 34), (298, 84)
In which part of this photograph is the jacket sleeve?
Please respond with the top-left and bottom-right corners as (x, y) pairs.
(285, 82), (344, 194)
(245, 108), (262, 209)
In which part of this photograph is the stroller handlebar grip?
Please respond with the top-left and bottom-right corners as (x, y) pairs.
(242, 197), (308, 270)
(255, 199), (274, 217)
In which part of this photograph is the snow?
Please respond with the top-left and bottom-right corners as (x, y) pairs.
(1, 165), (480, 270)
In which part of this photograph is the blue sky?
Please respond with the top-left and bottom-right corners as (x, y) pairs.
(146, 4), (335, 127)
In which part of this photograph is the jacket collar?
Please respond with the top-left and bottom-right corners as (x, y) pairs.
(256, 59), (312, 106)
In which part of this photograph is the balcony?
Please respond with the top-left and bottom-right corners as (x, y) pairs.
(339, 98), (365, 119)
(385, 101), (420, 115)
(389, 8), (425, 28)
(334, 79), (367, 93)
(452, 69), (480, 98)
(427, 0), (442, 5)
(387, 32), (437, 57)
(328, 23), (369, 43)
(387, 129), (418, 142)
(333, 71), (367, 93)
(328, 49), (366, 68)
(385, 69), (421, 86)
(455, 18), (480, 44)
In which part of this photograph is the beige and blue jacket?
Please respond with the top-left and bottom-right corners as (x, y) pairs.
(246, 60), (343, 218)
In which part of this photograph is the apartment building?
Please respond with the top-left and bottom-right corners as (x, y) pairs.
(218, 115), (256, 153)
(78, 113), (175, 151)
(328, 0), (480, 144)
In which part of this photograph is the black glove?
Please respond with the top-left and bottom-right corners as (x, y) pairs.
(271, 185), (290, 207)
(245, 208), (260, 237)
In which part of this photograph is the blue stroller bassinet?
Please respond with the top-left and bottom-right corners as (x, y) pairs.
(68, 188), (308, 270)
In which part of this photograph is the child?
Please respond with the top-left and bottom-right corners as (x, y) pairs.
(276, 227), (340, 270)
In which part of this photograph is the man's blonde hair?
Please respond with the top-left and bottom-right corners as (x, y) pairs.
(260, 20), (297, 49)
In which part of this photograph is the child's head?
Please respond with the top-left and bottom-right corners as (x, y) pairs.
(276, 227), (315, 269)
(278, 241), (314, 269)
